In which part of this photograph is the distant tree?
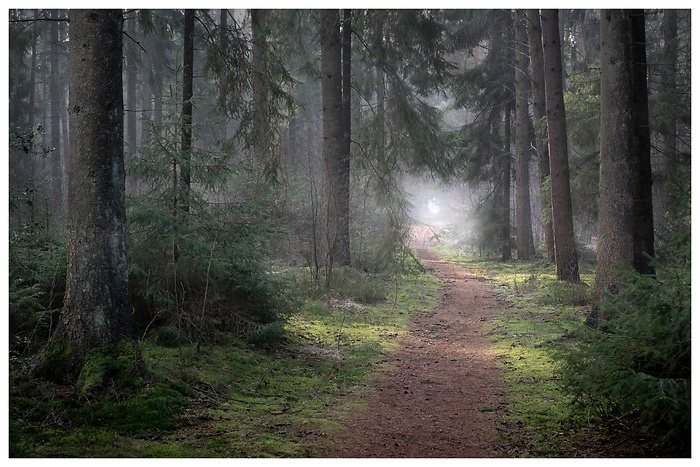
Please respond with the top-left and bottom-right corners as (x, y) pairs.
(125, 11), (138, 158)
(659, 9), (679, 212)
(526, 9), (555, 262)
(448, 10), (515, 258)
(251, 8), (274, 183)
(514, 10), (535, 260)
(33, 10), (136, 383)
(341, 8), (352, 258)
(541, 9), (579, 281)
(591, 9), (635, 322)
(49, 9), (63, 218)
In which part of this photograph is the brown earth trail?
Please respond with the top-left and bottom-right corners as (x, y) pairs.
(321, 248), (507, 457)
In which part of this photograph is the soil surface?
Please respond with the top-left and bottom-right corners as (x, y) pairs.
(322, 247), (508, 457)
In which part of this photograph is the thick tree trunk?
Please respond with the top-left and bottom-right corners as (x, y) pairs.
(514, 11), (535, 260)
(526, 9), (555, 262)
(321, 10), (351, 269)
(592, 9), (635, 314)
(35, 10), (133, 383)
(630, 9), (655, 275)
(540, 9), (579, 281)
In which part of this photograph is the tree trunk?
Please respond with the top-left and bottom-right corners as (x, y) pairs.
(125, 12), (139, 195)
(28, 10), (38, 130)
(593, 10), (635, 308)
(34, 9), (133, 383)
(126, 13), (137, 157)
(630, 9), (655, 275)
(540, 9), (579, 281)
(514, 11), (535, 260)
(251, 9), (274, 183)
(180, 9), (194, 215)
(321, 9), (351, 270)
(339, 9), (352, 265)
(219, 9), (229, 139)
(660, 10), (678, 212)
(500, 102), (512, 262)
(375, 12), (386, 166)
(526, 9), (555, 262)
(50, 10), (63, 221)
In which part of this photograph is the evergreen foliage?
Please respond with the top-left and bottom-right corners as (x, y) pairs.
(127, 129), (299, 344)
(9, 128), (67, 363)
(558, 200), (690, 450)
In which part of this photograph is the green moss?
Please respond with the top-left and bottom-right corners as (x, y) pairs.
(77, 340), (143, 394)
(31, 339), (72, 383)
(11, 268), (442, 457)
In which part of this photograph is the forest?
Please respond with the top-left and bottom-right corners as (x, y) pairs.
(7, 9), (691, 458)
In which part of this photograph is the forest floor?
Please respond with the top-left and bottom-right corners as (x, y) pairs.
(319, 246), (508, 457)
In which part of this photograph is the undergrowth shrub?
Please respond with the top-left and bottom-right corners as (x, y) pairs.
(558, 186), (691, 454)
(8, 220), (67, 364)
(558, 263), (691, 452)
(127, 189), (299, 346)
(127, 118), (298, 346)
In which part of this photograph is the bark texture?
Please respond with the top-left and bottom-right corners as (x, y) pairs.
(36, 10), (132, 382)
(594, 9), (635, 306)
(630, 9), (655, 275)
(526, 9), (555, 262)
(541, 9), (579, 281)
(321, 9), (351, 268)
(514, 11), (535, 260)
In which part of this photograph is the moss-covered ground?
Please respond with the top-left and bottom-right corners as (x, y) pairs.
(9, 269), (441, 457)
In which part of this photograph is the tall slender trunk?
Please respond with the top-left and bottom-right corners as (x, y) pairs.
(501, 102), (512, 262)
(321, 10), (350, 271)
(630, 9), (655, 275)
(541, 9), (579, 281)
(219, 9), (229, 140)
(338, 9), (352, 266)
(526, 9), (555, 262)
(49, 10), (63, 220)
(514, 11), (535, 260)
(126, 13), (137, 156)
(251, 9), (273, 184)
(28, 10), (38, 130)
(660, 10), (678, 212)
(181, 9), (194, 214)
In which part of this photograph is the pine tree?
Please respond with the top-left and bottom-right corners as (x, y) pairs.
(514, 10), (535, 260)
(591, 9), (635, 321)
(320, 9), (351, 269)
(34, 10), (136, 383)
(526, 9), (555, 262)
(541, 9), (579, 281)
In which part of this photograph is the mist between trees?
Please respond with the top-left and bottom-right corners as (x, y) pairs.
(8, 9), (690, 446)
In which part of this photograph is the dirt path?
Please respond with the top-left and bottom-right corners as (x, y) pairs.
(322, 248), (507, 457)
